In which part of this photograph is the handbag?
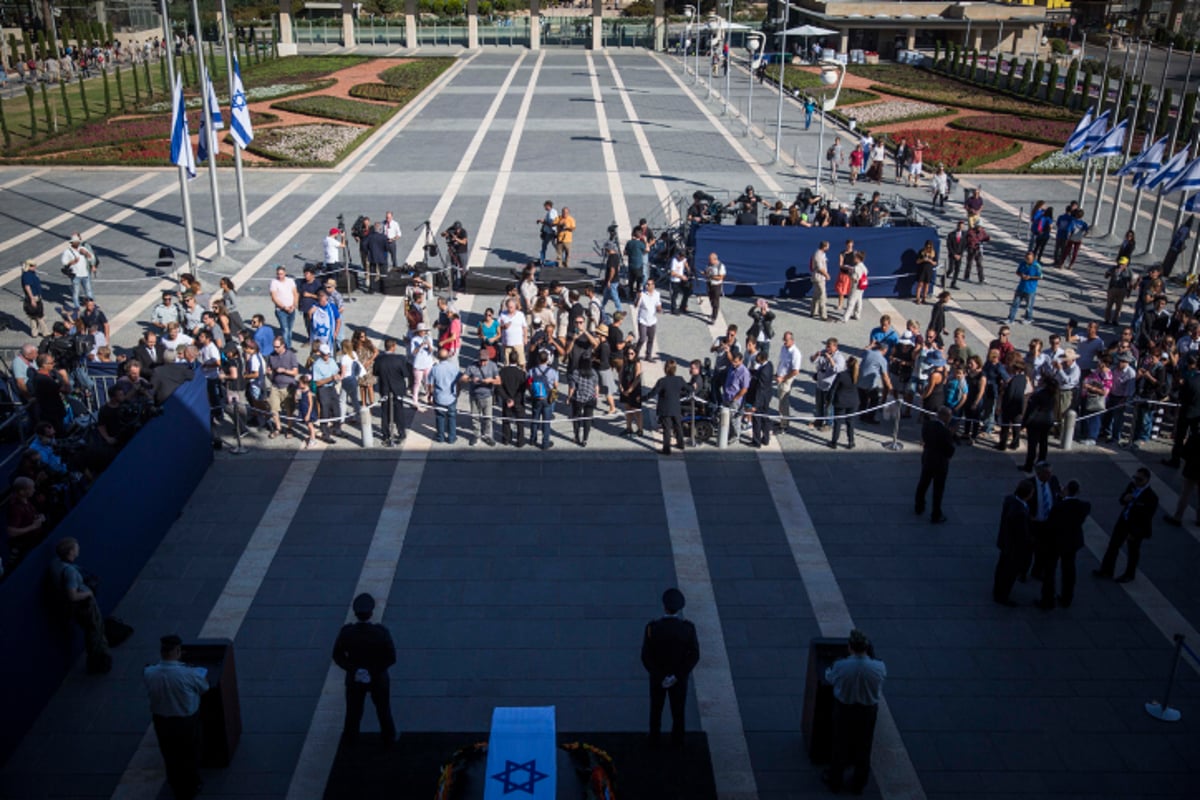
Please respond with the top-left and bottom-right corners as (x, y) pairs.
(1083, 392), (1105, 414)
(23, 298), (43, 318)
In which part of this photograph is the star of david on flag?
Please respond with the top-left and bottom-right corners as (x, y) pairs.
(229, 56), (253, 149)
(483, 707), (556, 800)
(491, 759), (549, 795)
(169, 74), (196, 180)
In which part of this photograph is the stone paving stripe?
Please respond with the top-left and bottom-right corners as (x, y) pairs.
(0, 171), (159, 260)
(756, 442), (927, 800)
(657, 459), (759, 799)
(586, 52), (632, 235)
(468, 51), (546, 269)
(0, 178), (179, 290)
(285, 456), (428, 799)
(0, 167), (47, 191)
(106, 174), (311, 338)
(111, 453), (324, 800)
(403, 51), (529, 266)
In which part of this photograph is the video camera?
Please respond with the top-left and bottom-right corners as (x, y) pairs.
(41, 333), (94, 371)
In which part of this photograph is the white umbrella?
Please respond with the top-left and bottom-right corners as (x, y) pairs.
(776, 24), (837, 37)
(707, 19), (752, 31)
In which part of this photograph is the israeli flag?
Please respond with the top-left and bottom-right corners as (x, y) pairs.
(1081, 118), (1128, 160)
(1142, 146), (1192, 190)
(229, 56), (253, 149)
(1063, 107), (1095, 154)
(205, 70), (224, 130)
(1115, 135), (1167, 178)
(1186, 192), (1200, 212)
(483, 707), (556, 800)
(1160, 155), (1200, 195)
(169, 74), (196, 180)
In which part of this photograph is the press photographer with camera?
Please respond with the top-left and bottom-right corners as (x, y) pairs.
(59, 232), (98, 311)
(441, 221), (469, 290)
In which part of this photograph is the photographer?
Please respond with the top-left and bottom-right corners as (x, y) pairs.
(323, 225), (346, 271)
(351, 215), (372, 270)
(729, 185), (764, 226)
(441, 221), (469, 290)
(30, 352), (70, 434)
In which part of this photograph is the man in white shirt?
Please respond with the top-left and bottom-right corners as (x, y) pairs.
(810, 337), (846, 429)
(635, 279), (664, 362)
(536, 200), (559, 265)
(383, 211), (402, 268)
(1053, 348), (1081, 426)
(810, 241), (830, 321)
(774, 331), (802, 430)
(668, 252), (690, 315)
(499, 298), (528, 367)
(323, 226), (345, 269)
(269, 266), (299, 349)
(705, 252), (725, 325)
(60, 233), (96, 311)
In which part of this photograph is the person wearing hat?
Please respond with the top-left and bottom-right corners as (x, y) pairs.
(60, 232), (97, 311)
(640, 588), (699, 748)
(1006, 251), (1042, 326)
(323, 225), (346, 271)
(143, 634), (209, 800)
(410, 322), (437, 410)
(1051, 347), (1080, 429)
(822, 629), (887, 795)
(1103, 258), (1134, 325)
(312, 342), (342, 443)
(332, 593), (397, 746)
(21, 259), (48, 337)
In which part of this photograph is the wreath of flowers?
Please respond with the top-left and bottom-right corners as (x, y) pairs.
(434, 741), (617, 800)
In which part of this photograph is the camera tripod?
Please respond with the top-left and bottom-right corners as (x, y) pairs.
(415, 220), (454, 298)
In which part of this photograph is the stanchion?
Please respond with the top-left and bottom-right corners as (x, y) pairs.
(228, 397), (248, 455)
(882, 401), (903, 451)
(359, 403), (374, 449)
(689, 394), (697, 448)
(1145, 634), (1185, 722)
(718, 406), (730, 449)
(1061, 408), (1077, 450)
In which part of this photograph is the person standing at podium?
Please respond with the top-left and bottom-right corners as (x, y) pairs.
(144, 634), (209, 800)
(332, 593), (397, 746)
(822, 629), (887, 796)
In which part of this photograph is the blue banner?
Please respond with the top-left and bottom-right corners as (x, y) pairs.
(694, 224), (940, 299)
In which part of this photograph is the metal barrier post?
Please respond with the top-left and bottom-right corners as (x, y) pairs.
(1061, 408), (1077, 450)
(718, 406), (730, 449)
(882, 400), (903, 451)
(360, 402), (374, 449)
(689, 394), (696, 448)
(1145, 634), (1185, 722)
(229, 397), (248, 455)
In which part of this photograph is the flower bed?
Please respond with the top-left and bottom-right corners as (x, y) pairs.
(950, 113), (1148, 152)
(883, 128), (1022, 170)
(843, 100), (947, 126)
(378, 58), (455, 90)
(140, 80), (335, 112)
(241, 55), (370, 87)
(23, 111), (278, 155)
(850, 64), (1078, 121)
(1022, 149), (1130, 174)
(35, 139), (235, 166)
(246, 123), (368, 165)
(349, 83), (415, 103)
(764, 66), (878, 107)
(272, 95), (395, 126)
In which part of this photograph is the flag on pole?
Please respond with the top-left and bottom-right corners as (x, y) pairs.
(1142, 146), (1192, 190)
(169, 74), (196, 180)
(198, 70), (222, 164)
(1076, 109), (1113, 154)
(1081, 118), (1128, 160)
(1160, 155), (1200, 194)
(205, 70), (224, 130)
(1063, 107), (1095, 154)
(1186, 192), (1200, 212)
(1115, 135), (1167, 177)
(229, 56), (253, 150)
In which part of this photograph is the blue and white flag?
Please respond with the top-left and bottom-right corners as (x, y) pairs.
(169, 74), (196, 179)
(205, 70), (224, 130)
(198, 70), (224, 164)
(1077, 109), (1113, 153)
(1161, 155), (1200, 195)
(483, 707), (556, 800)
(1115, 135), (1167, 177)
(229, 56), (253, 149)
(1142, 146), (1192, 191)
(1186, 192), (1200, 212)
(1063, 107), (1095, 154)
(1081, 118), (1128, 160)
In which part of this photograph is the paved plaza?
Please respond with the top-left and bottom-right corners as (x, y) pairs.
(0, 48), (1199, 800)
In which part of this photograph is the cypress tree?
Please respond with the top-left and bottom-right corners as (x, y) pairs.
(208, 39), (216, 77)
(145, 57), (154, 99)
(1048, 62), (1060, 105)
(1080, 65), (1094, 108)
(25, 86), (37, 138)
(1158, 88), (1174, 137)
(132, 59), (141, 105)
(40, 82), (53, 132)
(1030, 60), (1045, 99)
(0, 99), (10, 149)
(102, 66), (112, 114)
(970, 49), (979, 82)
(60, 78), (73, 126)
(932, 40), (940, 69)
(22, 29), (34, 61)
(1063, 60), (1078, 108)
(1135, 83), (1151, 129)
(78, 72), (90, 120)
(158, 56), (167, 97)
(115, 64), (126, 111)
(188, 48), (198, 87)
(1006, 58), (1017, 90)
(1181, 91), (1198, 142)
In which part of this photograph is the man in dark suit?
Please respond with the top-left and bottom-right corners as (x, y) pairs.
(641, 588), (700, 748)
(332, 593), (397, 746)
(1164, 353), (1200, 468)
(1027, 461), (1063, 581)
(1095, 467), (1158, 583)
(915, 406), (955, 523)
(1040, 479), (1091, 609)
(944, 219), (967, 289)
(372, 337), (411, 446)
(747, 350), (775, 448)
(649, 360), (686, 455)
(133, 331), (168, 376)
(994, 479), (1034, 606)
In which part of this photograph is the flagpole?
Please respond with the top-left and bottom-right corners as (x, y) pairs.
(191, 0), (226, 262)
(1108, 44), (1172, 239)
(1168, 47), (1198, 247)
(1082, 39), (1131, 206)
(160, 0), (196, 270)
(1093, 40), (1150, 229)
(219, 0), (252, 245)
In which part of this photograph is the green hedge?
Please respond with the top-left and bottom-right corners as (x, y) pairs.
(272, 95), (396, 125)
(349, 83), (415, 102)
(378, 58), (456, 90)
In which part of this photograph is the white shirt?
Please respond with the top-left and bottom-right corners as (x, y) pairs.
(811, 249), (829, 280)
(851, 262), (867, 292)
(636, 289), (662, 326)
(499, 310), (527, 347)
(669, 255), (688, 283)
(871, 146), (886, 164)
(706, 261), (725, 285)
(384, 219), (401, 242)
(199, 341), (221, 379)
(269, 277), (297, 311)
(777, 344), (802, 380)
(322, 235), (342, 264)
(61, 244), (89, 278)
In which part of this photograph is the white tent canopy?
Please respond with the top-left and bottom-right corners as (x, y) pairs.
(706, 20), (752, 31)
(776, 24), (838, 37)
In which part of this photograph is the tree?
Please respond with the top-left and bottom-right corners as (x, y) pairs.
(59, 78), (73, 126)
(1181, 90), (1198, 142)
(102, 66), (112, 115)
(932, 40), (940, 69)
(1006, 57), (1018, 91)
(0, 95), (11, 149)
(1063, 60), (1078, 108)
(1157, 88), (1173, 137)
(78, 72), (90, 120)
(1080, 64), (1094, 109)
(1030, 60), (1045, 99)
(1048, 61), (1060, 105)
(115, 64), (126, 111)
(25, 86), (37, 138)
(1135, 83), (1151, 129)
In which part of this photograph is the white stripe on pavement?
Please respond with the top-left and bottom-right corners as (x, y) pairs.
(586, 52), (632, 236)
(0, 168), (49, 191)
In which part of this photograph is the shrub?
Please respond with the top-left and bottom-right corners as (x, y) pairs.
(242, 55), (370, 87)
(849, 64), (1077, 120)
(349, 83), (414, 102)
(378, 58), (455, 89)
(272, 95), (396, 125)
(765, 66), (879, 106)
(1049, 38), (1067, 55)
(949, 114), (1147, 151)
(1062, 60), (1078, 108)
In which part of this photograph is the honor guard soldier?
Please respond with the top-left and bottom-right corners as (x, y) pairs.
(143, 634), (209, 800)
(332, 593), (397, 746)
(641, 587), (700, 748)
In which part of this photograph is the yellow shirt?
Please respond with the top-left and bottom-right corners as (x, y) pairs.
(557, 214), (576, 244)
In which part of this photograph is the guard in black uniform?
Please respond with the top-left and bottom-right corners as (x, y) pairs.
(641, 587), (700, 747)
(332, 593), (397, 746)
(372, 338), (412, 446)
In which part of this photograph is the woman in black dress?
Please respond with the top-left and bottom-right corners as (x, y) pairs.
(618, 345), (644, 438)
(996, 353), (1027, 451)
(963, 355), (987, 443)
(914, 240), (937, 305)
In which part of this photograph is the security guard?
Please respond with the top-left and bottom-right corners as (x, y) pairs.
(332, 592), (397, 746)
(640, 587), (700, 748)
(823, 629), (887, 795)
(143, 634), (209, 800)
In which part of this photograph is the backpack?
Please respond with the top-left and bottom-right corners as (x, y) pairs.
(529, 366), (551, 401)
(405, 301), (423, 331)
(351, 215), (368, 239)
(826, 145), (836, 161)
